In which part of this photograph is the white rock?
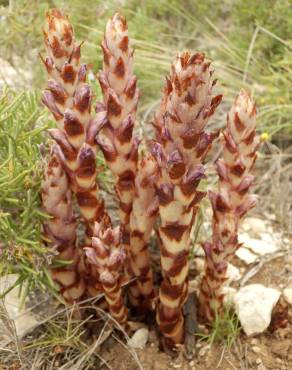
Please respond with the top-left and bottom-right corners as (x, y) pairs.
(222, 286), (237, 306)
(194, 245), (205, 257)
(234, 284), (281, 336)
(236, 247), (258, 264)
(128, 328), (149, 349)
(226, 263), (241, 282)
(247, 238), (278, 255)
(198, 344), (211, 357)
(238, 233), (279, 256)
(252, 346), (261, 353)
(241, 217), (267, 234)
(0, 274), (38, 339)
(283, 288), (292, 305)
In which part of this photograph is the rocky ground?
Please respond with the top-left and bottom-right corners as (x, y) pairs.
(0, 216), (291, 370)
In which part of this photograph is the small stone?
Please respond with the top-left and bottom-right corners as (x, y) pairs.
(234, 284), (281, 336)
(236, 246), (258, 264)
(251, 338), (259, 345)
(238, 233), (279, 256)
(222, 286), (237, 306)
(226, 263), (241, 282)
(198, 344), (210, 357)
(257, 364), (267, 370)
(0, 274), (38, 339)
(196, 341), (204, 349)
(195, 245), (205, 257)
(282, 288), (292, 305)
(241, 217), (266, 234)
(189, 360), (195, 367)
(256, 358), (262, 364)
(128, 328), (149, 349)
(252, 346), (261, 353)
(276, 358), (282, 364)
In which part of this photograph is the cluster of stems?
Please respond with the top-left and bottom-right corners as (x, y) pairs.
(96, 13), (161, 310)
(40, 8), (258, 350)
(199, 90), (258, 322)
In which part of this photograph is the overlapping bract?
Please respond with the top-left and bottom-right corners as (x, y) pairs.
(199, 89), (259, 322)
(85, 222), (128, 325)
(42, 150), (86, 302)
(41, 9), (106, 245)
(97, 13), (139, 230)
(152, 52), (222, 349)
(129, 153), (158, 309)
(39, 9), (260, 352)
(97, 13), (158, 308)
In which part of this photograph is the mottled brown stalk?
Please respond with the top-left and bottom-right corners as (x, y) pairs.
(97, 13), (145, 305)
(85, 222), (128, 326)
(152, 52), (222, 349)
(129, 153), (159, 309)
(41, 9), (107, 244)
(97, 12), (139, 238)
(42, 148), (86, 303)
(199, 89), (259, 323)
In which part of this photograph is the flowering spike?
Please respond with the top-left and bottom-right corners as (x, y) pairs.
(42, 149), (86, 303)
(41, 9), (108, 249)
(153, 52), (221, 349)
(85, 222), (128, 326)
(98, 12), (139, 229)
(199, 90), (259, 322)
(129, 153), (159, 309)
(98, 13), (156, 308)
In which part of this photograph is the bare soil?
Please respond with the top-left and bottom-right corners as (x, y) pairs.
(99, 254), (291, 370)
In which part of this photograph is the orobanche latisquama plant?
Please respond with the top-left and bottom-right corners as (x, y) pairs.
(40, 9), (259, 352)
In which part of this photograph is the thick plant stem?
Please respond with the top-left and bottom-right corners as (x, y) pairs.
(97, 13), (143, 304)
(98, 13), (139, 230)
(129, 153), (158, 309)
(42, 149), (86, 303)
(85, 222), (128, 326)
(199, 89), (259, 323)
(41, 9), (107, 245)
(152, 52), (222, 349)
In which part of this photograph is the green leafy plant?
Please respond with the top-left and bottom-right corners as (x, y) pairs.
(0, 88), (58, 298)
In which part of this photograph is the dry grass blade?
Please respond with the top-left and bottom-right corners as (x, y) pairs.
(0, 299), (24, 367)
